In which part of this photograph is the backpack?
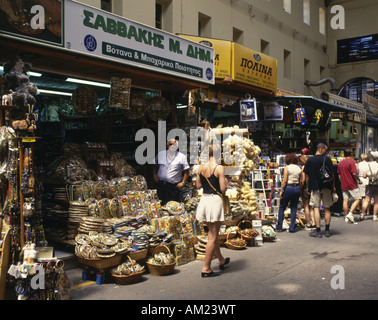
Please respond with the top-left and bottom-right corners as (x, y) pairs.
(319, 156), (333, 187)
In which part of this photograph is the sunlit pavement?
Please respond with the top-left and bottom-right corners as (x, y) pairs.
(66, 214), (378, 301)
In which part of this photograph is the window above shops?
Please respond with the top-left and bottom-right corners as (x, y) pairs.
(339, 77), (378, 102)
(337, 33), (378, 64)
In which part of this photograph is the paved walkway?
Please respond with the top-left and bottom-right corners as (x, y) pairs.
(66, 214), (378, 301)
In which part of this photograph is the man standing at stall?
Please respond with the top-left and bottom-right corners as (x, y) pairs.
(153, 138), (190, 205)
(304, 142), (336, 238)
(337, 149), (362, 223)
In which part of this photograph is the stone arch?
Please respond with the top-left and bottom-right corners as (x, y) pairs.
(338, 77), (378, 102)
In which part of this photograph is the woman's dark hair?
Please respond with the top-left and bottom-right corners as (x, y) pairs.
(285, 153), (298, 165)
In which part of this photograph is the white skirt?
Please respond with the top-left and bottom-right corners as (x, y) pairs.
(196, 194), (225, 223)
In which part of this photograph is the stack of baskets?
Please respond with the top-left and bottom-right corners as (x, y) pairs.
(146, 245), (176, 276)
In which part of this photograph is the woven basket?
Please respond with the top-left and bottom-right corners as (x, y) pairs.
(75, 253), (122, 271)
(147, 244), (159, 256)
(224, 230), (247, 250)
(147, 96), (172, 121)
(217, 232), (236, 241)
(123, 94), (146, 119)
(146, 245), (176, 276)
(72, 86), (97, 115)
(127, 248), (148, 265)
(238, 220), (258, 241)
(222, 219), (241, 226)
(111, 256), (145, 285)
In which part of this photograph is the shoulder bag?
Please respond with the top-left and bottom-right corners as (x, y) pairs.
(368, 163), (378, 186)
(319, 156), (333, 187)
(203, 175), (230, 214)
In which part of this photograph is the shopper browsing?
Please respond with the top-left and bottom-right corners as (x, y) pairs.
(299, 155), (315, 230)
(195, 144), (229, 278)
(304, 142), (335, 238)
(358, 154), (370, 220)
(276, 153), (302, 233)
(153, 139), (190, 205)
(337, 150), (362, 223)
(364, 151), (378, 222)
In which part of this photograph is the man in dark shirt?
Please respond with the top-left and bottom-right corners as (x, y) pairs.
(304, 143), (335, 238)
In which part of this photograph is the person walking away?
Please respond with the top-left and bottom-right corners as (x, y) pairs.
(299, 155), (315, 230)
(337, 150), (362, 223)
(195, 144), (230, 277)
(364, 151), (378, 221)
(153, 139), (190, 205)
(276, 153), (302, 233)
(331, 160), (343, 217)
(358, 154), (370, 220)
(304, 143), (335, 238)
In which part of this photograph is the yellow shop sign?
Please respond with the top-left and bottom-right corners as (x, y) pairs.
(232, 43), (277, 92)
(178, 35), (277, 92)
(178, 35), (232, 79)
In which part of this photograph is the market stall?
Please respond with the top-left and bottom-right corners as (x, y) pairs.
(0, 0), (216, 299)
(0, 1), (297, 299)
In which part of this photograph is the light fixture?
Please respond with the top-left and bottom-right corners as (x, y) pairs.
(38, 89), (72, 97)
(176, 104), (188, 109)
(28, 71), (42, 77)
(0, 66), (42, 77)
(66, 77), (111, 88)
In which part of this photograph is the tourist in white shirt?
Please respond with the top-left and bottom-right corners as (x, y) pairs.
(364, 151), (378, 221)
(153, 139), (189, 205)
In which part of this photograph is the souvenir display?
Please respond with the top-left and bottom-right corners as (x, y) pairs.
(146, 245), (176, 276)
(123, 94), (146, 119)
(166, 201), (186, 215)
(0, 65), (289, 298)
(111, 257), (145, 285)
(261, 225), (277, 242)
(221, 129), (261, 176)
(77, 217), (104, 234)
(293, 107), (308, 126)
(109, 77), (131, 110)
(72, 86), (98, 115)
(147, 96), (172, 121)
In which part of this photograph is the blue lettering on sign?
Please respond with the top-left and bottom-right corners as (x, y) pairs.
(84, 35), (97, 52)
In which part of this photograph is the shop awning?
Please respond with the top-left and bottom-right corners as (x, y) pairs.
(0, 0), (215, 92)
(271, 95), (358, 113)
(0, 37), (206, 93)
(366, 117), (378, 126)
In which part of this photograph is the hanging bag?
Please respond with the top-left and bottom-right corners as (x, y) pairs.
(319, 156), (333, 187)
(368, 163), (378, 186)
(203, 174), (230, 214)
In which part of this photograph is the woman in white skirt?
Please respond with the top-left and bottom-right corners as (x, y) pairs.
(195, 144), (229, 277)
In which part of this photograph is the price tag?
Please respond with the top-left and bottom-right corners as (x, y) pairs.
(22, 138), (36, 143)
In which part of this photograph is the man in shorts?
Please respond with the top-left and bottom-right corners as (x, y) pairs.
(337, 150), (362, 223)
(304, 143), (335, 238)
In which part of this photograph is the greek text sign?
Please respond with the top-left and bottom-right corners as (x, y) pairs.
(0, 0), (214, 85)
(65, 1), (214, 84)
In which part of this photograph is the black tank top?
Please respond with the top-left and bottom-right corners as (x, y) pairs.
(200, 165), (221, 194)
